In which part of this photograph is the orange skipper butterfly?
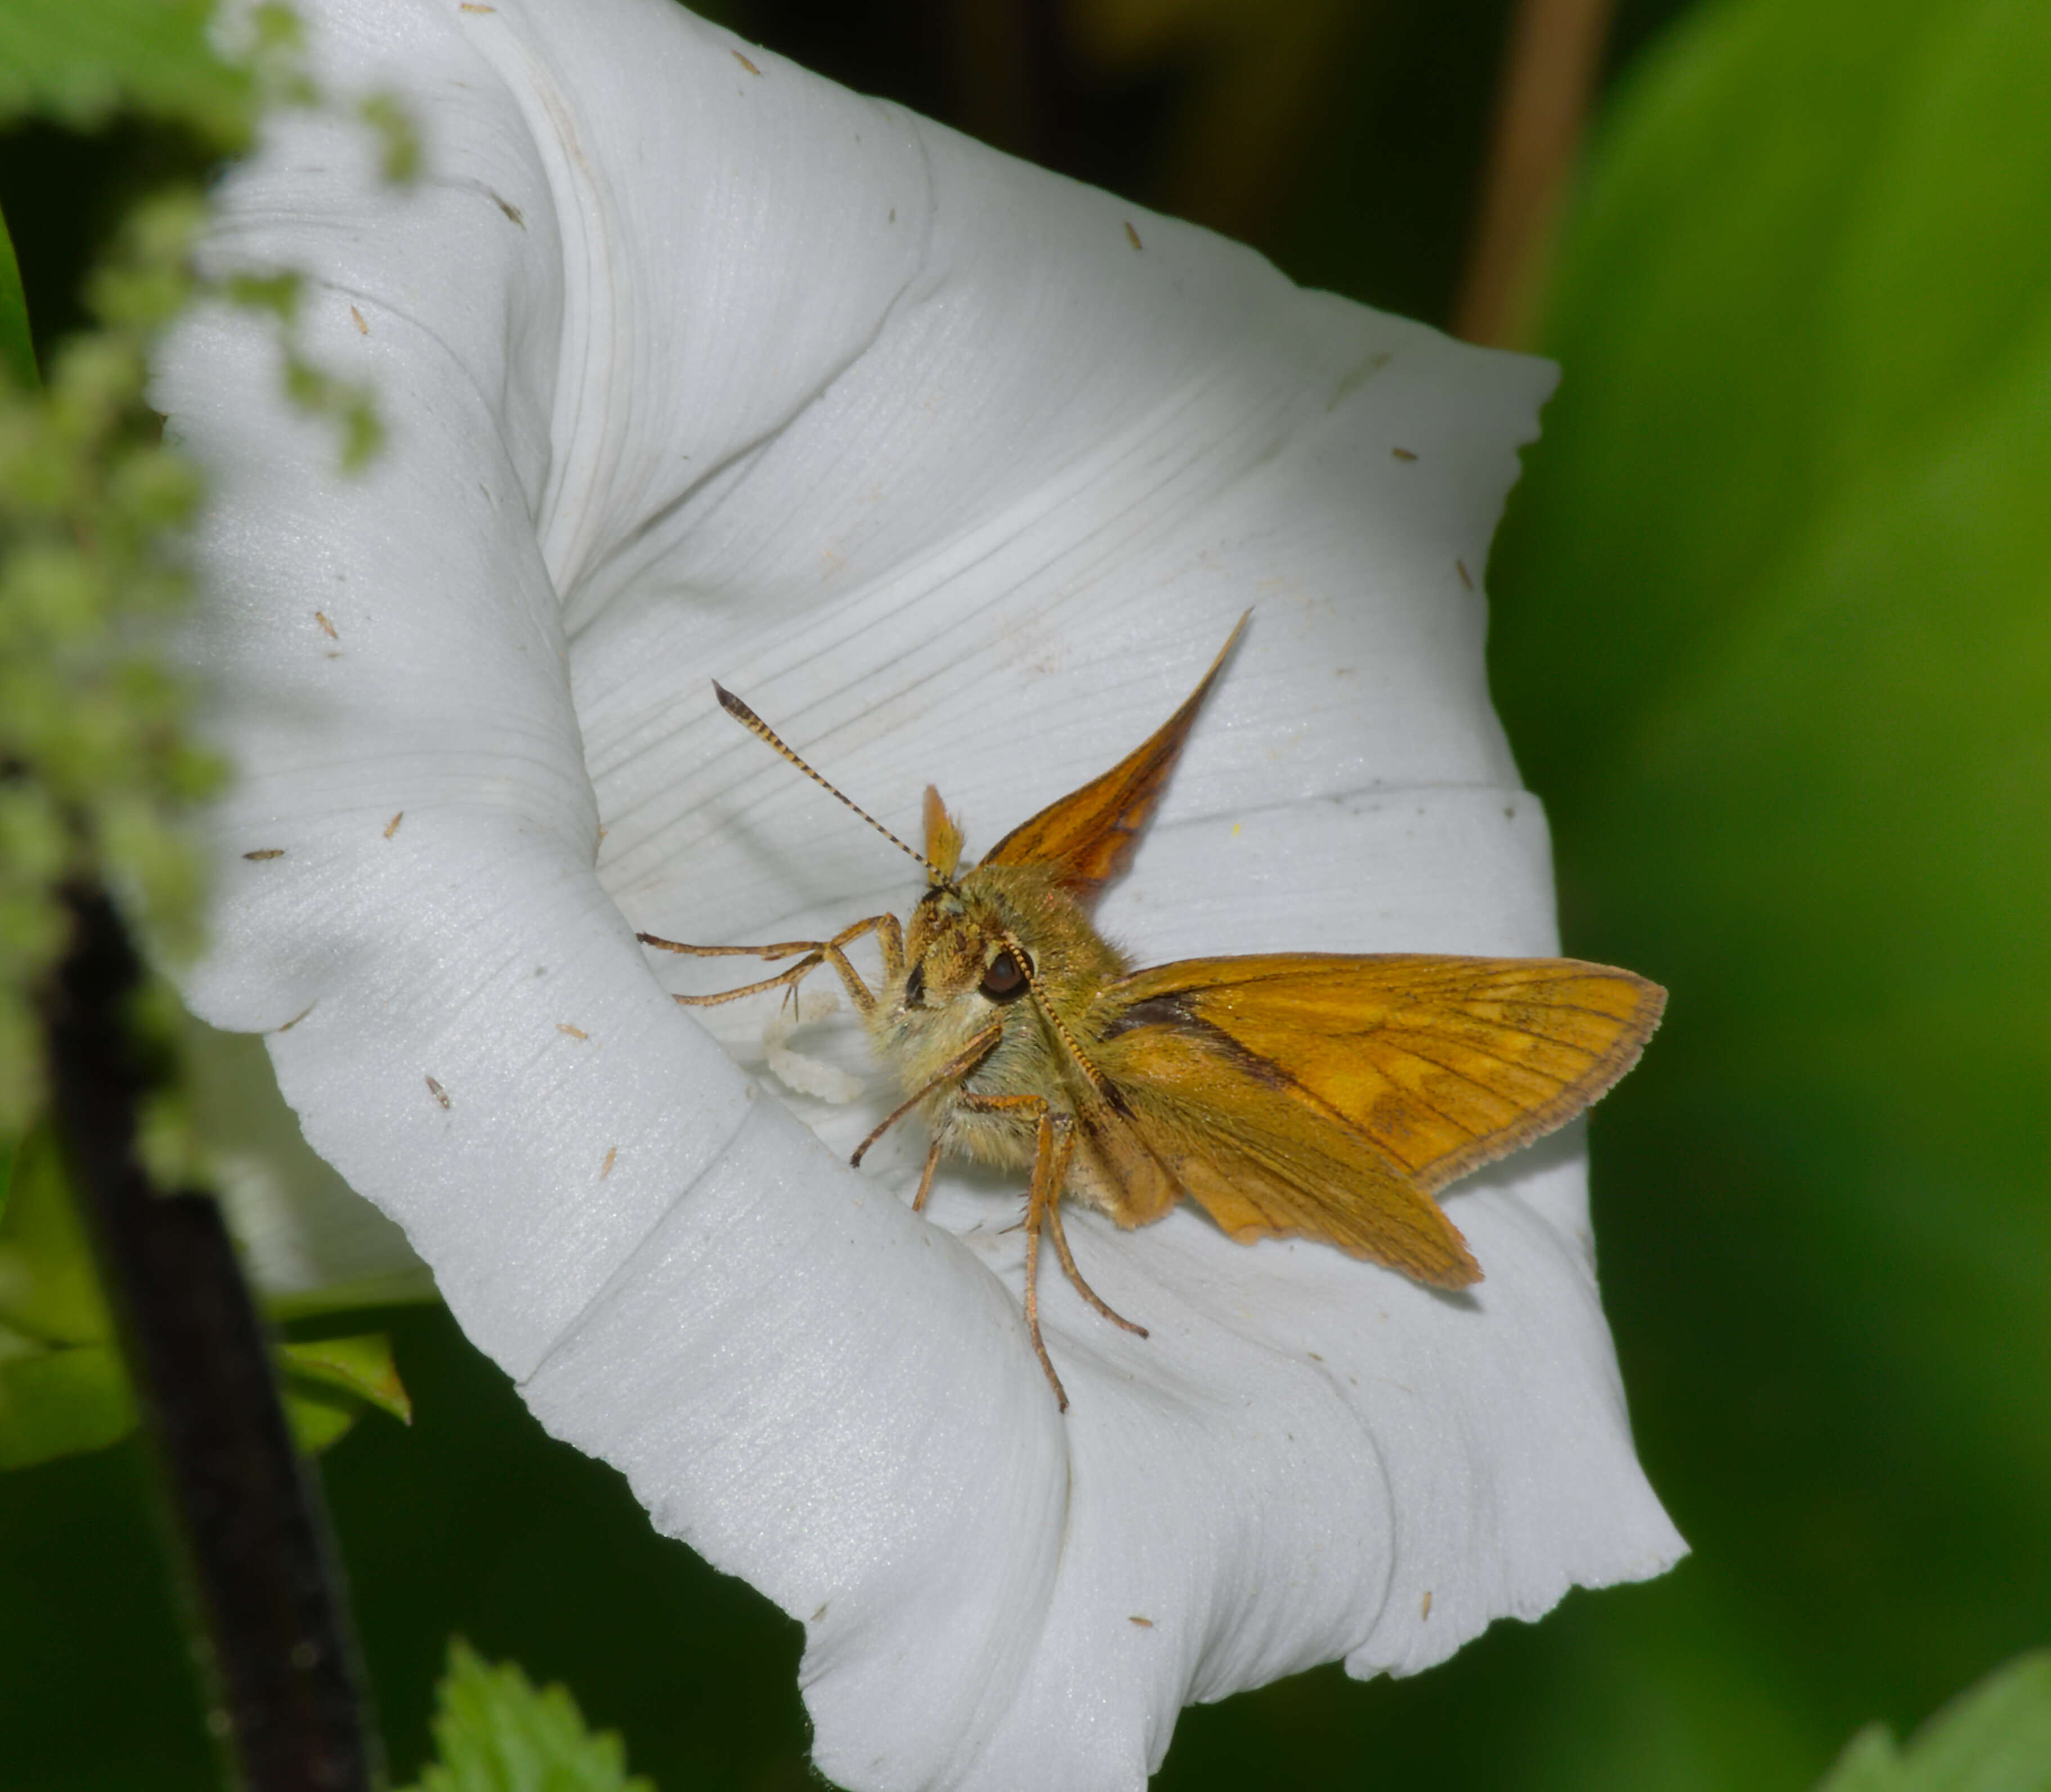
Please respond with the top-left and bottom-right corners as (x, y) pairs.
(641, 617), (1663, 1408)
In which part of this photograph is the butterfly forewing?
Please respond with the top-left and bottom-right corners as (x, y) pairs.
(1088, 953), (1664, 1273)
(979, 613), (1247, 906)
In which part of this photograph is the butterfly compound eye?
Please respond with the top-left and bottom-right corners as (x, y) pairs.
(980, 947), (1032, 1002)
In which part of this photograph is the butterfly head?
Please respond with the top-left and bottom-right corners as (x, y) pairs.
(900, 878), (1034, 1015)
(881, 861), (1125, 1088)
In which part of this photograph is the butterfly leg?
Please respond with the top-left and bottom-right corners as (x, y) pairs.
(872, 912), (904, 986)
(952, 1091), (1148, 1410)
(850, 1020), (1004, 1168)
(812, 914), (897, 1016)
(910, 1135), (944, 1215)
(1044, 1197), (1148, 1338)
(1020, 1104), (1076, 1413)
(637, 915), (890, 1012)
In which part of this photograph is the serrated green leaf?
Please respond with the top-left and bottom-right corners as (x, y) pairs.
(0, 1338), (135, 1470)
(1815, 1654), (2051, 1791)
(0, 0), (249, 141)
(400, 1640), (656, 1792)
(0, 202), (34, 391)
(280, 1332), (411, 1425)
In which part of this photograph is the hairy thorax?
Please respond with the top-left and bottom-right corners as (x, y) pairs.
(863, 862), (1130, 1175)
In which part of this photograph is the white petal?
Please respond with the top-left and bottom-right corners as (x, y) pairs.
(162, 1), (1682, 1786)
(181, 1014), (429, 1310)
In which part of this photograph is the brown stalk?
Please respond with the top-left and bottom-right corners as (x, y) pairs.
(1454, 0), (1616, 348)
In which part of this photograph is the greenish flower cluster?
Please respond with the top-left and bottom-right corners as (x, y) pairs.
(0, 192), (223, 1131)
(0, 1), (401, 1132)
(1, 1), (411, 1472)
(0, 0), (260, 1132)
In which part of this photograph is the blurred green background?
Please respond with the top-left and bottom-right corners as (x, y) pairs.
(2, 0), (2045, 1786)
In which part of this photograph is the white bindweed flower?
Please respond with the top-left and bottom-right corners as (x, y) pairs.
(161, 0), (1684, 1785)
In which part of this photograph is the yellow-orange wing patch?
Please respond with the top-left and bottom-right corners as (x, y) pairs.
(979, 613), (1246, 907)
(1087, 953), (1664, 1280)
(1079, 1029), (1485, 1285)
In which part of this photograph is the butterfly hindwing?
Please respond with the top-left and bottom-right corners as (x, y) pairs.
(1083, 952), (1664, 1278)
(1083, 1018), (1484, 1285)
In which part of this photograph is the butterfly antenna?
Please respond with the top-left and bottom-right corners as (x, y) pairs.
(1004, 928), (1109, 1095)
(713, 682), (945, 881)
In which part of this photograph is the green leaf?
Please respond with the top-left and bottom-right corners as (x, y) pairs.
(1484, 0), (2051, 1780)
(1821, 1727), (1904, 1792)
(280, 1333), (412, 1426)
(280, 1383), (362, 1455)
(0, 1337), (135, 1470)
(0, 0), (249, 141)
(0, 202), (34, 390)
(275, 1333), (411, 1454)
(1815, 1653), (2051, 1791)
(398, 1640), (656, 1792)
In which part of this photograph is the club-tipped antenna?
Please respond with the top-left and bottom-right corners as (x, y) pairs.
(713, 682), (946, 881)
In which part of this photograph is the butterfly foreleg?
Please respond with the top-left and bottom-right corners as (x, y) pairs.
(874, 911), (904, 985)
(849, 1019), (1004, 1168)
(637, 914), (893, 1012)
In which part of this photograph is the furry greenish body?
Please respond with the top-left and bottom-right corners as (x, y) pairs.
(863, 862), (1130, 1204)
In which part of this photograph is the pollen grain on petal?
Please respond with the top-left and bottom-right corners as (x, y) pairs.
(314, 611), (339, 639)
(557, 1022), (589, 1040)
(600, 1145), (617, 1179)
(733, 50), (762, 75)
(383, 811), (404, 839)
(243, 848), (284, 861)
(425, 1074), (450, 1109)
(1456, 558), (1474, 590)
(1125, 221), (1143, 251)
(349, 306), (368, 335)
(1391, 446), (1418, 461)
(1129, 1615), (1154, 1628)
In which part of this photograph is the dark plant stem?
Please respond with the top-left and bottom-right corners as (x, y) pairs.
(41, 881), (378, 1792)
